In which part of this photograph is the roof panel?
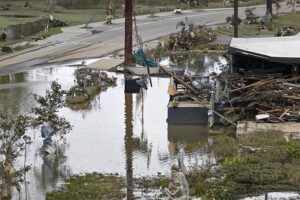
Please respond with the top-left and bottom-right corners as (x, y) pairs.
(230, 36), (300, 59)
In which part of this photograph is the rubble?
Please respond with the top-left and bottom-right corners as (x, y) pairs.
(168, 21), (217, 51)
(244, 7), (259, 24)
(217, 74), (300, 124)
(226, 15), (242, 26)
(66, 68), (116, 104)
(276, 26), (296, 36)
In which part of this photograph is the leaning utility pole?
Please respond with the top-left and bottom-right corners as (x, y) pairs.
(124, 0), (134, 66)
(233, 0), (238, 37)
(266, 0), (272, 15)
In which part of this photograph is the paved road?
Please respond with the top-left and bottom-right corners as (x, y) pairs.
(0, 5), (294, 74)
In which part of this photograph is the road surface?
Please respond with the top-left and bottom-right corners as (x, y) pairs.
(0, 5), (295, 74)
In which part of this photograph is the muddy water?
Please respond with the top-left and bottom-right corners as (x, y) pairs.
(0, 62), (210, 199)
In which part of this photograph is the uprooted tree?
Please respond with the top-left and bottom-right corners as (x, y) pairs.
(32, 81), (72, 137)
(0, 81), (72, 198)
(0, 114), (32, 199)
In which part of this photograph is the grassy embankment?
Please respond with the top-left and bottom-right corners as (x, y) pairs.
(135, 131), (300, 199)
(149, 11), (300, 58)
(46, 173), (125, 200)
(216, 11), (300, 37)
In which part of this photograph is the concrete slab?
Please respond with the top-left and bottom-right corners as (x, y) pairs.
(237, 121), (300, 138)
(87, 58), (123, 71)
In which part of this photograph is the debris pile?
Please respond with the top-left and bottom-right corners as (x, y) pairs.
(276, 26), (296, 36)
(168, 22), (217, 51)
(1, 46), (12, 53)
(218, 74), (300, 123)
(226, 15), (242, 26)
(66, 68), (116, 104)
(244, 7), (259, 24)
(50, 19), (67, 28)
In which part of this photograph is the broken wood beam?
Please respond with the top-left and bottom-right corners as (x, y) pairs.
(229, 78), (275, 93)
(256, 108), (284, 122)
(160, 65), (200, 96)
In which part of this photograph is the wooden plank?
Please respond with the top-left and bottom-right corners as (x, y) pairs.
(160, 65), (199, 96)
(229, 78), (275, 93)
(256, 108), (284, 122)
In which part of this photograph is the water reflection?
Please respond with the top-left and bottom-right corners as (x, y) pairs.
(0, 63), (215, 200)
(160, 53), (227, 76)
(125, 92), (134, 200)
(168, 125), (208, 143)
(0, 72), (26, 84)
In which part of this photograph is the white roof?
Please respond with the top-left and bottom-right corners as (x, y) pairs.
(230, 35), (300, 61)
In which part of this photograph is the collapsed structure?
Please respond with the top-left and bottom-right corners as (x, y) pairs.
(165, 35), (300, 135)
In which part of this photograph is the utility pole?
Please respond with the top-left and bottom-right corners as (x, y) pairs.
(233, 0), (238, 38)
(124, 0), (134, 66)
(266, 0), (272, 15)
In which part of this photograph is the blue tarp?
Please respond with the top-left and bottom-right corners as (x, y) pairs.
(41, 126), (55, 146)
(134, 49), (158, 68)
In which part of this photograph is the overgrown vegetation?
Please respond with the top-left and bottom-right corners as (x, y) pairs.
(0, 114), (32, 199)
(46, 173), (125, 200)
(0, 81), (71, 198)
(135, 132), (300, 199)
(189, 132), (300, 199)
(32, 81), (71, 137)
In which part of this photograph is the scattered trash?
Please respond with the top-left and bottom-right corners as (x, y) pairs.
(173, 8), (182, 14)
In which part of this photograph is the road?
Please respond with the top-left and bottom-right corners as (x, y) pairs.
(0, 5), (294, 74)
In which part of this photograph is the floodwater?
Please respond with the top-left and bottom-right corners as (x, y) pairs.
(1, 55), (299, 199)
(0, 59), (212, 199)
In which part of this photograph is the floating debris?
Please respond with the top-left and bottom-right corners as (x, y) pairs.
(66, 68), (116, 104)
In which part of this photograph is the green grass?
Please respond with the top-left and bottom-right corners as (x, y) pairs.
(36, 27), (63, 38)
(273, 12), (300, 29)
(209, 132), (300, 198)
(206, 0), (265, 9)
(134, 131), (300, 199)
(216, 11), (300, 37)
(46, 173), (125, 200)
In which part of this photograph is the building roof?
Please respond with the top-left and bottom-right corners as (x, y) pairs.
(230, 35), (300, 64)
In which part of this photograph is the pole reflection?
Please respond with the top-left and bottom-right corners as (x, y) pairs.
(124, 92), (134, 200)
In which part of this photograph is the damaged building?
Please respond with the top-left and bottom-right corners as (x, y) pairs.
(230, 35), (300, 76)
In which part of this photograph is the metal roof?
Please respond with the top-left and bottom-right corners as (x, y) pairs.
(230, 35), (300, 64)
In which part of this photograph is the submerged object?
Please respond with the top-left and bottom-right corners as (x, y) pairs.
(41, 126), (56, 155)
(125, 78), (141, 93)
(41, 126), (55, 138)
(167, 101), (209, 125)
